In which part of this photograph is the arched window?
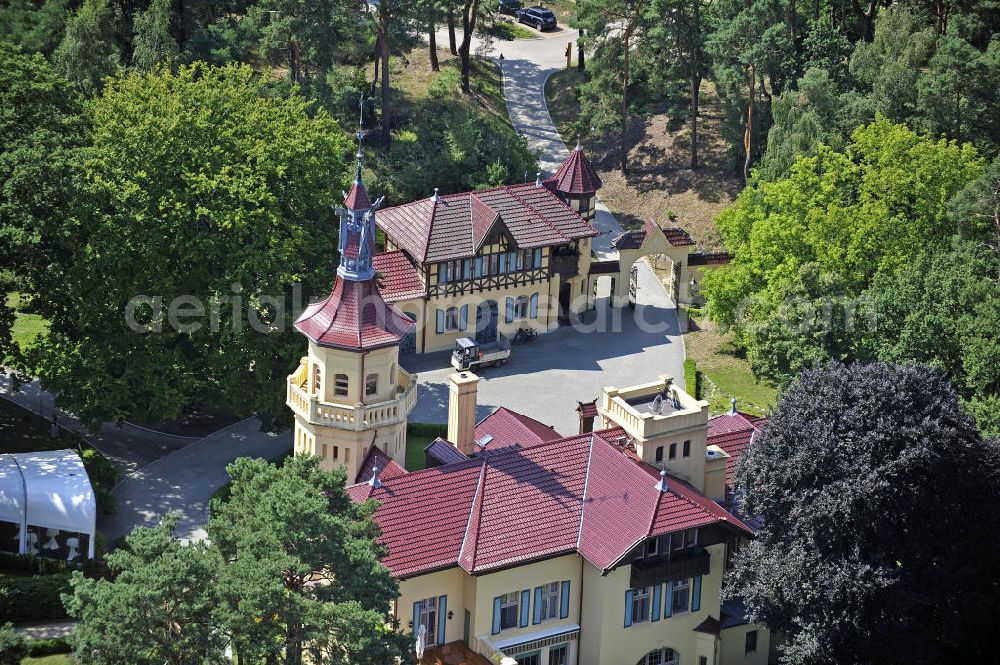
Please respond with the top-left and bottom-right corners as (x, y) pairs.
(312, 364), (321, 393)
(365, 373), (378, 397)
(334, 373), (349, 397)
(637, 648), (679, 665)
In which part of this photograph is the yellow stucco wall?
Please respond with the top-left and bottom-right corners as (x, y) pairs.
(720, 623), (770, 665)
(579, 544), (727, 665)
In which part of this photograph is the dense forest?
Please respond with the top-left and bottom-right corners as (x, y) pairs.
(574, 0), (999, 436)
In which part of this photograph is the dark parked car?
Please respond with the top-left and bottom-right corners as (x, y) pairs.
(515, 6), (557, 31)
(499, 0), (523, 15)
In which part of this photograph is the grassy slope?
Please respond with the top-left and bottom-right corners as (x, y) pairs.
(684, 313), (780, 417)
(22, 657), (73, 665)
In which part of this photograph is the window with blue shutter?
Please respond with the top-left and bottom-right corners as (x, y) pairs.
(624, 590), (634, 627)
(560, 581), (570, 619)
(436, 309), (444, 333)
(692, 576), (702, 612)
(492, 596), (502, 635)
(500, 253), (508, 274)
(439, 262), (449, 284)
(529, 292), (538, 318)
(437, 596), (447, 645)
(534, 248), (542, 267)
(664, 581), (673, 618)
(463, 259), (472, 280)
(505, 298), (514, 323)
(459, 304), (469, 331)
(519, 589), (530, 627)
(533, 587), (543, 624)
(651, 584), (662, 621)
(413, 601), (421, 633)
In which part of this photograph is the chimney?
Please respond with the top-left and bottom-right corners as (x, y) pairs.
(576, 399), (597, 434)
(448, 371), (480, 455)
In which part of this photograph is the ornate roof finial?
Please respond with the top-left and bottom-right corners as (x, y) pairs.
(656, 467), (669, 492)
(431, 187), (441, 203)
(535, 171), (543, 188)
(354, 94), (365, 184)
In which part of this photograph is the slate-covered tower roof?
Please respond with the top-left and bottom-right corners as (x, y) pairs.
(293, 111), (413, 350)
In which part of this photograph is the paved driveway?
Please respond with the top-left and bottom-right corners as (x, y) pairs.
(443, 26), (624, 259)
(403, 259), (684, 435)
(101, 418), (289, 544)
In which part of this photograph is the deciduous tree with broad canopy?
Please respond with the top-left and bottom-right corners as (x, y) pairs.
(28, 62), (350, 429)
(727, 362), (1000, 665)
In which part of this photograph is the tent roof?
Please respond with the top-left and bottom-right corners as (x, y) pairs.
(0, 450), (96, 535)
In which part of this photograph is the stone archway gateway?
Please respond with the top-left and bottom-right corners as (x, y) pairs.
(588, 220), (712, 309)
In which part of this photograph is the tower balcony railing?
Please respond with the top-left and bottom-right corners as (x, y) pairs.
(286, 370), (417, 431)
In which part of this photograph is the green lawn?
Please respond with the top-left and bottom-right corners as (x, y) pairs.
(480, 17), (537, 41)
(7, 292), (49, 351)
(405, 424), (448, 471)
(683, 312), (780, 417)
(22, 656), (73, 665)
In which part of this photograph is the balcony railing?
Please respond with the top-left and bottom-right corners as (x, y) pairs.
(286, 370), (417, 431)
(629, 546), (711, 589)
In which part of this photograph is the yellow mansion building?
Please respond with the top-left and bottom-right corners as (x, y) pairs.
(286, 150), (770, 665)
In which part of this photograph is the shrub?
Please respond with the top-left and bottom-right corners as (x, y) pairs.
(26, 636), (71, 657)
(0, 623), (26, 665)
(0, 573), (70, 623)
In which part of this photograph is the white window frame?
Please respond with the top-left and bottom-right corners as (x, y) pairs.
(444, 307), (460, 332)
(417, 596), (438, 647)
(513, 295), (529, 319)
(671, 578), (690, 614)
(631, 586), (652, 624)
(539, 581), (559, 622)
(499, 591), (519, 631)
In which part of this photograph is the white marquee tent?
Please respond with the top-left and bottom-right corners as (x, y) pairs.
(0, 449), (97, 559)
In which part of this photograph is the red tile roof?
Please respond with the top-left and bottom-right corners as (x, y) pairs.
(355, 445), (408, 486)
(687, 251), (732, 267)
(347, 426), (753, 579)
(662, 226), (696, 246)
(475, 407), (563, 449)
(294, 277), (414, 351)
(706, 411), (767, 486)
(613, 219), (697, 251)
(373, 251), (425, 302)
(548, 144), (603, 195)
(376, 182), (597, 264)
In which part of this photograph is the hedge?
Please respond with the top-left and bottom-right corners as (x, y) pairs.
(407, 422), (448, 437)
(27, 637), (71, 657)
(0, 573), (70, 623)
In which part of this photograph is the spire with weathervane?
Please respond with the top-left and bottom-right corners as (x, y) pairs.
(337, 96), (383, 281)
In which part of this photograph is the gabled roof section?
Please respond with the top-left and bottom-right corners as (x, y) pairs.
(294, 277), (414, 351)
(577, 435), (660, 569)
(347, 419), (752, 579)
(707, 411), (767, 486)
(475, 407), (563, 450)
(376, 183), (597, 264)
(424, 437), (470, 466)
(612, 219), (696, 250)
(355, 445), (408, 485)
(373, 251), (425, 303)
(344, 180), (370, 210)
(549, 144), (603, 195)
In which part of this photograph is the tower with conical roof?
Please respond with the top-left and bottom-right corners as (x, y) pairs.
(286, 100), (417, 480)
(549, 142), (603, 222)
